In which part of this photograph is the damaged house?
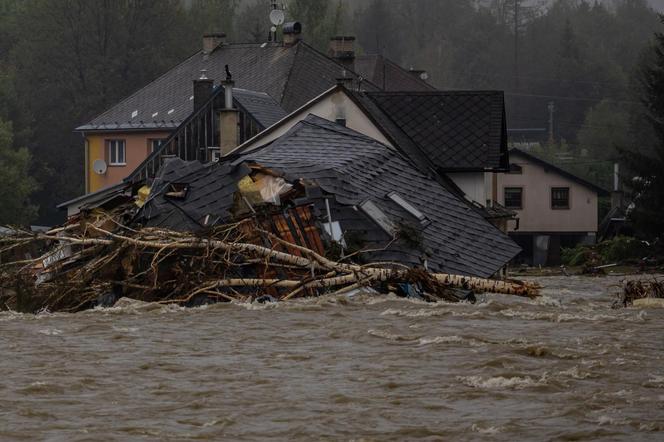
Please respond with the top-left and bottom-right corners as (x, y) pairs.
(136, 115), (520, 278)
(54, 22), (522, 284)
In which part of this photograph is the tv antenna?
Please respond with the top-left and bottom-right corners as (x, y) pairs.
(269, 1), (285, 42)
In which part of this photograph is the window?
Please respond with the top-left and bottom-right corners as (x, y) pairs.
(107, 140), (126, 166)
(504, 187), (523, 209)
(509, 163), (523, 174)
(149, 138), (165, 153)
(387, 192), (429, 225)
(551, 187), (570, 209)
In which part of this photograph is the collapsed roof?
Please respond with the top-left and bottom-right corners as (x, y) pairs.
(139, 115), (520, 278)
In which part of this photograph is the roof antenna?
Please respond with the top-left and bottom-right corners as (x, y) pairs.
(269, 1), (285, 43)
(225, 64), (232, 81)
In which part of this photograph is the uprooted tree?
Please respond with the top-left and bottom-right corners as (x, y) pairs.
(0, 215), (540, 313)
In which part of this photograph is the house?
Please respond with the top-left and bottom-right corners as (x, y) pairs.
(496, 148), (608, 265)
(76, 26), (432, 194)
(138, 115), (520, 278)
(229, 85), (511, 219)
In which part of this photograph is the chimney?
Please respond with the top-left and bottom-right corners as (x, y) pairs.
(329, 36), (355, 70)
(193, 70), (213, 111)
(219, 78), (238, 155)
(202, 32), (226, 54)
(282, 22), (302, 46)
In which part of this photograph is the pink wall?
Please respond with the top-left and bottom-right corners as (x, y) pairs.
(496, 152), (599, 233)
(87, 131), (170, 192)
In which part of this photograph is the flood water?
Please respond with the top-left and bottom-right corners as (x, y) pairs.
(1, 274), (663, 441)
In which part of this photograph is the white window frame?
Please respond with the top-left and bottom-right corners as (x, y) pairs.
(107, 139), (126, 166)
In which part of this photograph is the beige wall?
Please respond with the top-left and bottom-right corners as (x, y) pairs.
(497, 152), (598, 233)
(87, 131), (171, 193)
(229, 89), (394, 154)
(447, 172), (490, 206)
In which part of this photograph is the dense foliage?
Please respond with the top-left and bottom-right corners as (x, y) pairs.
(0, 0), (661, 227)
(621, 14), (664, 238)
(0, 118), (38, 225)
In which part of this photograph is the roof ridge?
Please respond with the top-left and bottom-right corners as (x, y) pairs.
(297, 41), (381, 91)
(381, 57), (437, 91)
(367, 90), (504, 96)
(510, 148), (609, 194)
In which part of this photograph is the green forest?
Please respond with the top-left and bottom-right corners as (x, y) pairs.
(0, 0), (662, 232)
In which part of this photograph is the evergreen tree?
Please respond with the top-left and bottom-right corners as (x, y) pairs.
(622, 15), (664, 238)
(0, 119), (38, 225)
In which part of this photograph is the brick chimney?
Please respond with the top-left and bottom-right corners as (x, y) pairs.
(219, 78), (238, 155)
(283, 22), (302, 46)
(329, 36), (355, 70)
(193, 71), (213, 111)
(203, 32), (226, 54)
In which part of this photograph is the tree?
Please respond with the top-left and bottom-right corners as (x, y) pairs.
(287, 0), (347, 51)
(7, 0), (193, 224)
(0, 119), (38, 225)
(622, 15), (664, 238)
(234, 0), (270, 43)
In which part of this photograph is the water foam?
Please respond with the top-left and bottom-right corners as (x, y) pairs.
(457, 374), (546, 389)
(418, 335), (484, 347)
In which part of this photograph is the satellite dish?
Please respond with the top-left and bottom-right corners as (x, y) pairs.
(93, 159), (107, 175)
(269, 8), (285, 26)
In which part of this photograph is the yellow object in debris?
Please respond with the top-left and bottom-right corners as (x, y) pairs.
(135, 185), (151, 208)
(237, 176), (263, 206)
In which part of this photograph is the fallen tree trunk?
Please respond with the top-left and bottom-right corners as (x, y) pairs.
(0, 221), (540, 312)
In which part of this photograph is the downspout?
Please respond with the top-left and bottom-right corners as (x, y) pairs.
(82, 131), (89, 194)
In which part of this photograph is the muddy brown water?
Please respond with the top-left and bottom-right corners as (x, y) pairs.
(1, 275), (663, 441)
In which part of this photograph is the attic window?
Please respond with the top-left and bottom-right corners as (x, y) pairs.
(387, 192), (429, 225)
(509, 163), (523, 174)
(131, 110), (138, 118)
(359, 200), (395, 235)
(168, 109), (175, 115)
(152, 112), (159, 118)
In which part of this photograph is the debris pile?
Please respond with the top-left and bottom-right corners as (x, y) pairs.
(613, 279), (664, 308)
(0, 214), (539, 313)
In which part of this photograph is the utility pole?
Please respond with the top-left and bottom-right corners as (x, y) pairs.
(514, 0), (519, 91)
(547, 101), (555, 146)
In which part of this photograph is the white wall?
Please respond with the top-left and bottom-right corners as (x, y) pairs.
(231, 89), (394, 153)
(447, 172), (487, 206)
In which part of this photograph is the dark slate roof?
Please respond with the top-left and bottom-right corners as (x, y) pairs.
(78, 41), (376, 132)
(354, 54), (436, 92)
(139, 158), (250, 231)
(351, 90), (509, 172)
(233, 114), (520, 278)
(233, 88), (287, 128)
(510, 148), (609, 196)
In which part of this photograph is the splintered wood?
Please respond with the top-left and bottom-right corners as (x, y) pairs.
(0, 219), (539, 313)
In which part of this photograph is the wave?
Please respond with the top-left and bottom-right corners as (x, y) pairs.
(457, 374), (547, 389)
